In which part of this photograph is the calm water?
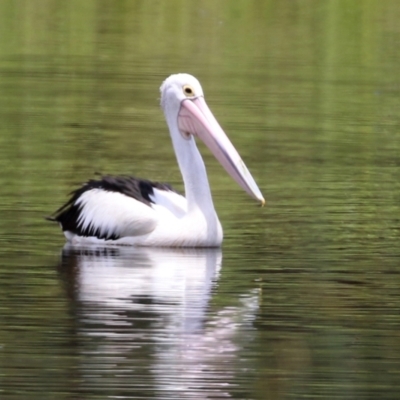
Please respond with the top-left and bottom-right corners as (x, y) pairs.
(1, 1), (400, 399)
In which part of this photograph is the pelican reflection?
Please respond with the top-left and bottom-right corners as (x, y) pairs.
(58, 245), (259, 398)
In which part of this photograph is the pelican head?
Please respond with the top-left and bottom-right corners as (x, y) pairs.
(160, 74), (265, 206)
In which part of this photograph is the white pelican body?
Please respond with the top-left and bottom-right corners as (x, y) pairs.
(50, 74), (264, 247)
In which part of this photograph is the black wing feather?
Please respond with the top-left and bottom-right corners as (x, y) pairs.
(48, 175), (178, 240)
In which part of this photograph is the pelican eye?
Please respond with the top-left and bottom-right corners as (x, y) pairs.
(183, 85), (195, 97)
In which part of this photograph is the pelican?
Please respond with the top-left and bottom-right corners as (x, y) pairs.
(48, 73), (264, 247)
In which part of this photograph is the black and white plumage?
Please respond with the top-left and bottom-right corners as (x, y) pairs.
(49, 176), (178, 241)
(49, 74), (264, 247)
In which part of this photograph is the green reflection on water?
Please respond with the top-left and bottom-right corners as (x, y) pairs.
(0, 1), (399, 399)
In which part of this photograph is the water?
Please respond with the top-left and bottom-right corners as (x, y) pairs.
(1, 1), (400, 399)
